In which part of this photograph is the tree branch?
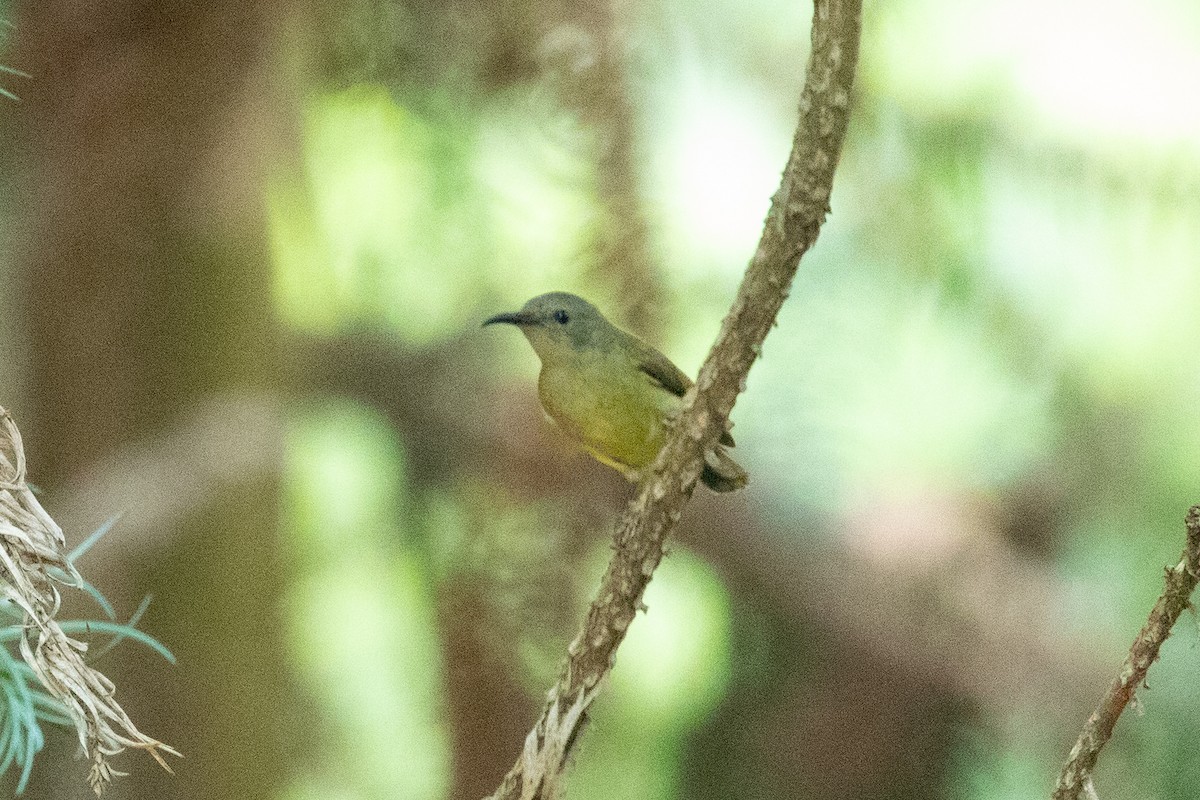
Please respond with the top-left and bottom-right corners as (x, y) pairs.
(484, 2), (863, 798)
(1051, 505), (1200, 800)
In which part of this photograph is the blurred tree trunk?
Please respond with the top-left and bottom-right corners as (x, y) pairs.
(10, 0), (298, 797)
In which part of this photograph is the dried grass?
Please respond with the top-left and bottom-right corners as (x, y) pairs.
(0, 406), (178, 794)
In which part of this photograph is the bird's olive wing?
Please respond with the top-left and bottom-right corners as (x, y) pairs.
(637, 346), (736, 446)
(636, 346), (692, 397)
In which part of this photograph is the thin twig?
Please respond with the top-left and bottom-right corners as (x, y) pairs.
(1051, 505), (1200, 800)
(483, 2), (863, 798)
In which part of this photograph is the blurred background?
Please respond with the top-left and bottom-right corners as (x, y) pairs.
(2, 0), (1199, 797)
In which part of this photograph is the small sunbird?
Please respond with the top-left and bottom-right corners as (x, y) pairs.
(484, 292), (747, 492)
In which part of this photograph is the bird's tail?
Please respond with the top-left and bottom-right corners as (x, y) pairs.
(701, 447), (748, 493)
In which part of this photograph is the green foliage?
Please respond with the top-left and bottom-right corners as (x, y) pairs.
(283, 402), (451, 800)
(268, 82), (602, 344)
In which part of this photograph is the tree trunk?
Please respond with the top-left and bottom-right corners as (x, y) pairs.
(10, 0), (297, 796)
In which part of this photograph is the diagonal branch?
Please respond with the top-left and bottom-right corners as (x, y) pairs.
(1051, 505), (1200, 800)
(484, 2), (863, 798)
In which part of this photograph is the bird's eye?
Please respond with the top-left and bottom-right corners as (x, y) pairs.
(553, 310), (570, 325)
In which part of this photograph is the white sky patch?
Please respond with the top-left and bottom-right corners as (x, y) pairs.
(999, 0), (1200, 144)
(648, 75), (789, 273)
(876, 0), (1200, 147)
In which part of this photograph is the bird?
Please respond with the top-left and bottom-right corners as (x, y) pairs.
(484, 292), (747, 492)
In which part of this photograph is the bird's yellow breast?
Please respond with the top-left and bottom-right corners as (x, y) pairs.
(537, 355), (679, 478)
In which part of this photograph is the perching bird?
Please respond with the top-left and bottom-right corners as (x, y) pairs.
(484, 292), (747, 492)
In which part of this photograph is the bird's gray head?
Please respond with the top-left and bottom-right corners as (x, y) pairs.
(483, 292), (614, 360)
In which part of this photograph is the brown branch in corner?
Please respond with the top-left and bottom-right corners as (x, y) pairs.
(484, 2), (863, 799)
(1052, 505), (1200, 800)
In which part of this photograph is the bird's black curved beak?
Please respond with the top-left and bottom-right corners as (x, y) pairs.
(483, 310), (537, 327)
